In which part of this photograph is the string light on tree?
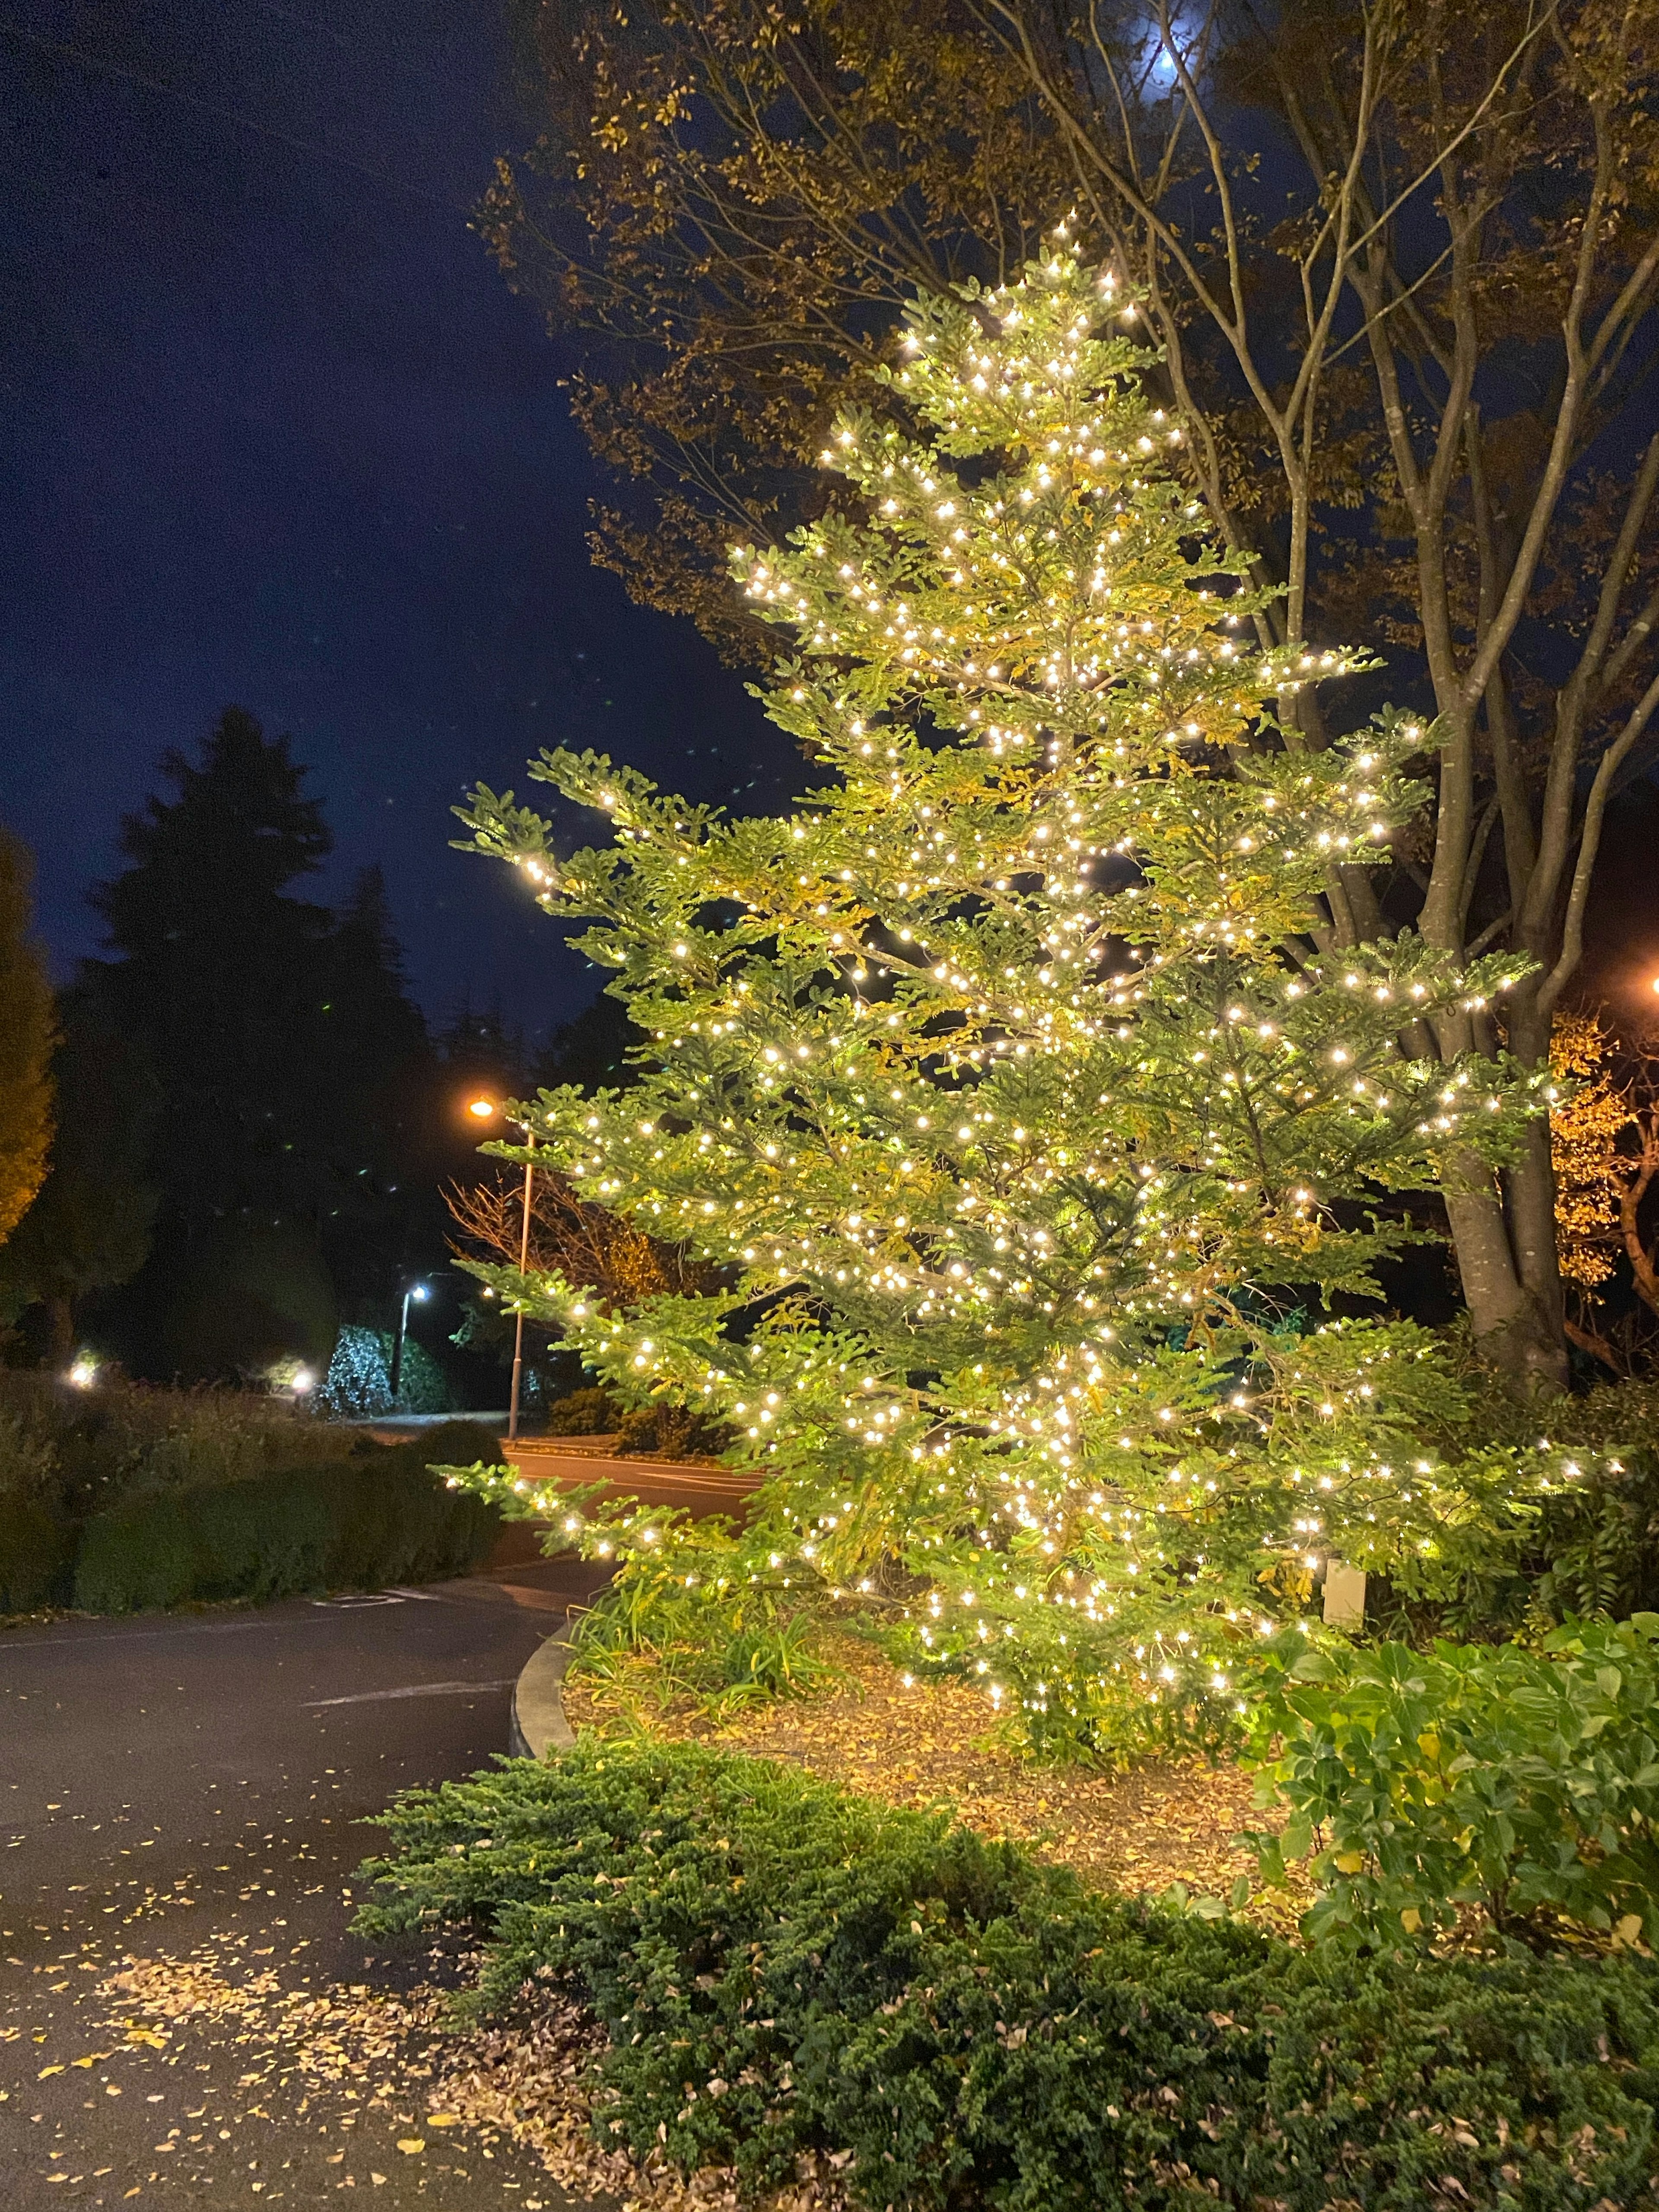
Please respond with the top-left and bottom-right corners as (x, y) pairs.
(449, 241), (1559, 1755)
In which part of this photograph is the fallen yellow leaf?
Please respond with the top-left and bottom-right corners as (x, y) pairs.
(426, 2113), (461, 2127)
(38, 2064), (65, 2079)
(397, 2139), (424, 2155)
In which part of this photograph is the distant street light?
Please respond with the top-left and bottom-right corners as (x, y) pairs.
(465, 1095), (535, 1442)
(66, 1355), (98, 1389)
(390, 1283), (429, 1405)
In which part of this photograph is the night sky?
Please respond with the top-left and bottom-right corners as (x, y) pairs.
(1, 0), (797, 1040)
(6, 3), (1659, 1042)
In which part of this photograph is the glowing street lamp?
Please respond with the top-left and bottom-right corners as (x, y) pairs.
(390, 1282), (429, 1405)
(466, 1095), (535, 1442)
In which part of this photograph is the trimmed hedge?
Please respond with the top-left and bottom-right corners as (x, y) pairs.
(0, 1493), (75, 1612)
(357, 1742), (1659, 2212)
(66, 1424), (504, 1613)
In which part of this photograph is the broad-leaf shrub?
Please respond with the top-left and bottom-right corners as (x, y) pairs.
(357, 1741), (1659, 2211)
(1431, 1368), (1659, 1628)
(1245, 1617), (1659, 1948)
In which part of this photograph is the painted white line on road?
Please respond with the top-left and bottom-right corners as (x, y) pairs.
(383, 1587), (447, 1602)
(0, 1613), (347, 1653)
(302, 1678), (518, 1708)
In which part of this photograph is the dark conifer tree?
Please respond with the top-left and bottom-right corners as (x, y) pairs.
(318, 865), (436, 1311)
(530, 985), (644, 1094)
(94, 706), (337, 1235)
(90, 708), (435, 1378)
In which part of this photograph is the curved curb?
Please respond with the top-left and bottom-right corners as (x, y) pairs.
(509, 1627), (577, 1759)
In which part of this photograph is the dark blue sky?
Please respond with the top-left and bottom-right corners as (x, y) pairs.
(0, 0), (795, 1039)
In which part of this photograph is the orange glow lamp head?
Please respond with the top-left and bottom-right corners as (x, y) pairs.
(467, 1096), (496, 1119)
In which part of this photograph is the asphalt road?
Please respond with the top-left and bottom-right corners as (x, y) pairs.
(0, 1564), (609, 2212)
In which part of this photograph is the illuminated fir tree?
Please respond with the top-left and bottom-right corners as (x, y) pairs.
(455, 246), (1551, 1751)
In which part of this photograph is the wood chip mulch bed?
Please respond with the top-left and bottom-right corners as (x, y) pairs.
(563, 1633), (1302, 1927)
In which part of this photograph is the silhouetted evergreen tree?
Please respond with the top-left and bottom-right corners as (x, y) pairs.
(315, 865), (435, 1311)
(94, 706), (337, 1236)
(530, 985), (645, 1094)
(89, 709), (435, 1379)
(438, 997), (524, 1099)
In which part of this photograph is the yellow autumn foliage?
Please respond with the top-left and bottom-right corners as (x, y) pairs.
(1550, 1014), (1632, 1291)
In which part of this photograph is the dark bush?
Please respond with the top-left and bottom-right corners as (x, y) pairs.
(0, 1494), (73, 1611)
(613, 1403), (731, 1458)
(357, 1742), (1659, 2212)
(542, 1386), (616, 1437)
(72, 1490), (197, 1611)
(326, 1424), (507, 1588)
(72, 1429), (502, 1613)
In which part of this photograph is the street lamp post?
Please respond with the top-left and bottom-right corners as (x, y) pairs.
(467, 1095), (535, 1442)
(509, 1154), (534, 1442)
(390, 1282), (428, 1405)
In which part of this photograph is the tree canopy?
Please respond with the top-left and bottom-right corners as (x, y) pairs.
(487, 0), (1659, 1389)
(455, 256), (1559, 1751)
(0, 827), (55, 1252)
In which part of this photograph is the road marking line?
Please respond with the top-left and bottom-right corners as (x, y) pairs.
(1, 1614), (344, 1652)
(301, 1679), (517, 1708)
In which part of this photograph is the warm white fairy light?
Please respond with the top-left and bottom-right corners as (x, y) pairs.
(446, 242), (1546, 1751)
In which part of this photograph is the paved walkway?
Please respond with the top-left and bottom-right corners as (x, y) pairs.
(0, 1563), (607, 2210)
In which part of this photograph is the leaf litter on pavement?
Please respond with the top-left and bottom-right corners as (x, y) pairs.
(83, 1945), (839, 2212)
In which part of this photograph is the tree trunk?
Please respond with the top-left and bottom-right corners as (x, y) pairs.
(1431, 985), (1570, 1397)
(1442, 1170), (1569, 1393)
(45, 1294), (75, 1371)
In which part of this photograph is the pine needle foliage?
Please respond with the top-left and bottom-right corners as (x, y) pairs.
(454, 251), (1558, 1754)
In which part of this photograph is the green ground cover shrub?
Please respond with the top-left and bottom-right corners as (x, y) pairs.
(1244, 1616), (1659, 1952)
(72, 1421), (503, 1612)
(358, 1741), (1659, 2212)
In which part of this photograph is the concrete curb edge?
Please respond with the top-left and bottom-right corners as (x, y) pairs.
(509, 1627), (577, 1759)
